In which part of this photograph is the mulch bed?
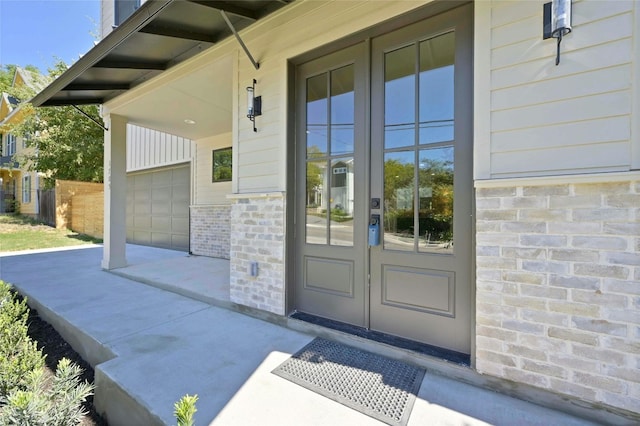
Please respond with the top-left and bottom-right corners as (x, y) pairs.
(23, 298), (108, 426)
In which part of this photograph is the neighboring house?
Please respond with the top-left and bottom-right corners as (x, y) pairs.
(32, 0), (639, 421)
(0, 67), (47, 216)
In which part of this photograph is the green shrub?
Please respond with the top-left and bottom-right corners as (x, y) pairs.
(0, 358), (95, 426)
(0, 281), (94, 425)
(174, 394), (198, 426)
(0, 281), (45, 398)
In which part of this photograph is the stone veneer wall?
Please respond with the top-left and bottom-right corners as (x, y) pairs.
(190, 205), (231, 259)
(229, 194), (286, 315)
(475, 176), (640, 414)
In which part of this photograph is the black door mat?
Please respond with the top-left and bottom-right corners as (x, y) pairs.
(291, 311), (471, 366)
(272, 338), (425, 426)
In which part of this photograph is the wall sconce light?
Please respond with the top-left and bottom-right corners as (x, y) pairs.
(246, 79), (262, 132)
(543, 0), (572, 65)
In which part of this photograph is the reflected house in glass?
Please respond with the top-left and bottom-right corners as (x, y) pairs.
(330, 159), (354, 216)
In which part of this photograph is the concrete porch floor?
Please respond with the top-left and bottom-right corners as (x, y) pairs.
(0, 244), (628, 425)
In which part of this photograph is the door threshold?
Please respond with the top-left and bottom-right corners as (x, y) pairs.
(289, 311), (470, 366)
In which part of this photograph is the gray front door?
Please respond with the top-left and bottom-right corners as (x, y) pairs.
(295, 43), (368, 326)
(295, 5), (472, 354)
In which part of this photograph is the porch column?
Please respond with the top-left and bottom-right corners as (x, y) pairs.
(102, 114), (127, 270)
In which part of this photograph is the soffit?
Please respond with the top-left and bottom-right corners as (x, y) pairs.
(31, 0), (294, 108)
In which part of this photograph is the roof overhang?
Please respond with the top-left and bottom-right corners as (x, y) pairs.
(31, 0), (293, 108)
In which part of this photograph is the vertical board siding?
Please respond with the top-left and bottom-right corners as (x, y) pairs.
(487, 0), (635, 178)
(126, 124), (194, 172)
(100, 1), (113, 39)
(194, 133), (232, 205)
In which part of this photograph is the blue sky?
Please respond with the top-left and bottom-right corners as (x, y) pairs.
(0, 0), (100, 74)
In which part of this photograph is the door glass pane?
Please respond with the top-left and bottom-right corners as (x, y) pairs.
(307, 74), (328, 157)
(418, 146), (454, 253)
(306, 160), (328, 244)
(419, 32), (455, 144)
(383, 151), (415, 251)
(384, 45), (415, 149)
(331, 65), (355, 156)
(330, 157), (354, 246)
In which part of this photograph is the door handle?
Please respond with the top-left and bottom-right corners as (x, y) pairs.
(369, 214), (380, 246)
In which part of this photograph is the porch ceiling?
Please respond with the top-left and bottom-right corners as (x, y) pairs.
(30, 0), (294, 138)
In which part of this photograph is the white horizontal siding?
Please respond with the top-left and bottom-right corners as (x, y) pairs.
(194, 133), (232, 205)
(491, 141), (629, 177)
(491, 65), (631, 111)
(485, 0), (635, 178)
(492, 91), (630, 132)
(492, 116), (630, 153)
(126, 124), (194, 172)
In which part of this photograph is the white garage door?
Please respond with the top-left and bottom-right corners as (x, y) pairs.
(126, 164), (190, 251)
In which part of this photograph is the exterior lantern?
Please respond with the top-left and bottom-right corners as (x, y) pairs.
(543, 0), (572, 65)
(246, 79), (262, 132)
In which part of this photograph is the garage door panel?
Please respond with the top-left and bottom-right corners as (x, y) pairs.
(172, 235), (189, 251)
(133, 174), (151, 188)
(152, 188), (171, 201)
(133, 231), (152, 244)
(151, 232), (171, 247)
(172, 187), (189, 201)
(172, 217), (189, 232)
(152, 170), (172, 186)
(172, 166), (190, 182)
(172, 202), (189, 217)
(134, 216), (151, 229)
(126, 164), (190, 252)
(134, 189), (150, 201)
(152, 216), (170, 231)
(134, 202), (151, 215)
(152, 201), (171, 215)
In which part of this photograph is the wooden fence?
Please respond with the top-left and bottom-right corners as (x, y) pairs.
(37, 189), (56, 226)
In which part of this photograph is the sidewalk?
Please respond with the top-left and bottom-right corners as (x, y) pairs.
(0, 245), (604, 425)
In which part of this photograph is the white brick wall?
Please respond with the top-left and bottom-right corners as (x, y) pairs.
(229, 194), (286, 315)
(475, 175), (640, 413)
(190, 205), (231, 259)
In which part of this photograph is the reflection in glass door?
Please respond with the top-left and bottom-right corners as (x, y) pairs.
(369, 4), (473, 354)
(295, 43), (367, 327)
(305, 65), (356, 247)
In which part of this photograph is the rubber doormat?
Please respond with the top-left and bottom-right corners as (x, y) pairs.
(272, 338), (425, 425)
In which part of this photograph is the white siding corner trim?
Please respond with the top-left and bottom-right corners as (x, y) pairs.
(632, 1), (640, 169)
(473, 0), (491, 180)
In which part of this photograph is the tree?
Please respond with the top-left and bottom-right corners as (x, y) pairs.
(5, 61), (103, 188)
(0, 65), (17, 92)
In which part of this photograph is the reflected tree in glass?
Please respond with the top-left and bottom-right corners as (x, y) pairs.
(418, 147), (454, 253)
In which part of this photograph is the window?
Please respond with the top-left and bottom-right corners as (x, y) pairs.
(212, 147), (232, 182)
(23, 132), (32, 149)
(115, 0), (140, 26)
(22, 175), (31, 204)
(7, 134), (16, 156)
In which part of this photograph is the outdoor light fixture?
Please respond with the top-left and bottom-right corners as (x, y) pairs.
(543, 0), (572, 65)
(246, 79), (262, 132)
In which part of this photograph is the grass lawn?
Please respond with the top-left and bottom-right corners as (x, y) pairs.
(0, 214), (102, 252)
